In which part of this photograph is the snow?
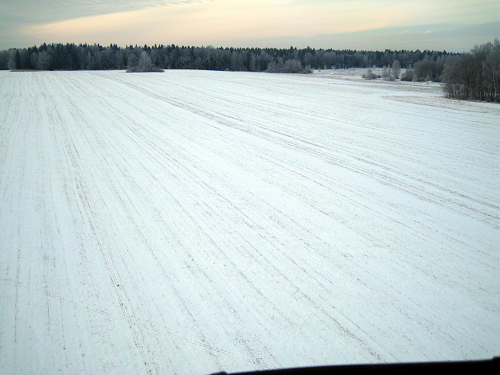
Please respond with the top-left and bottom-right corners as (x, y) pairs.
(0, 69), (499, 374)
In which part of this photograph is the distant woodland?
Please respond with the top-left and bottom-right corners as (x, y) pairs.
(1, 39), (499, 102)
(0, 43), (455, 74)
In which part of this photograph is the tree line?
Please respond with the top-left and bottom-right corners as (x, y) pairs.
(1, 40), (498, 101)
(442, 39), (500, 102)
(0, 42), (453, 74)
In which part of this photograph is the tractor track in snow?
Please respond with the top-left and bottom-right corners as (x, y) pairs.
(0, 70), (498, 374)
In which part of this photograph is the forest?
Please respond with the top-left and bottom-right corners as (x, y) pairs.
(0, 43), (452, 76)
(1, 39), (499, 101)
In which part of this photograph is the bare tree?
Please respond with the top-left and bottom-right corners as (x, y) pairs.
(481, 39), (500, 101)
(442, 40), (500, 102)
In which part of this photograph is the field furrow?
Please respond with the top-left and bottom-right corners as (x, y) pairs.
(0, 70), (498, 374)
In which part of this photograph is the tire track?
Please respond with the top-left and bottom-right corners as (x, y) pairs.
(0, 277), (270, 369)
(1, 70), (498, 372)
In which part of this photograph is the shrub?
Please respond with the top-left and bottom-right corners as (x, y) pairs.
(362, 68), (377, 80)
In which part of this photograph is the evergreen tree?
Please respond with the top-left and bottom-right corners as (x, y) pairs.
(15, 50), (21, 70)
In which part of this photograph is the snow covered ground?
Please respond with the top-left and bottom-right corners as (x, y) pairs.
(0, 69), (498, 374)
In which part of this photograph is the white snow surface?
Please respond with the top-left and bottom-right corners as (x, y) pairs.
(0, 69), (499, 374)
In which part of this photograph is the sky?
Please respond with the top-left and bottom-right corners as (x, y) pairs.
(1, 0), (499, 52)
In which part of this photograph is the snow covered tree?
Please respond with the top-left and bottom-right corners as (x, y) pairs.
(392, 60), (401, 79)
(137, 51), (153, 71)
(362, 68), (377, 79)
(36, 51), (51, 70)
(7, 50), (19, 70)
(127, 53), (137, 71)
(283, 59), (304, 73)
(126, 51), (163, 72)
(382, 66), (393, 80)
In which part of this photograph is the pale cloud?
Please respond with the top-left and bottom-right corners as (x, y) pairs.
(1, 1), (199, 23)
(17, 0), (443, 45)
(5, 0), (500, 51)
(425, 30), (434, 34)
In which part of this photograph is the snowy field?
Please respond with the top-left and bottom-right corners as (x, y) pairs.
(0, 69), (499, 374)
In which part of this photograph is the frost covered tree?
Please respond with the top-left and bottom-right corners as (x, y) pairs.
(283, 59), (305, 73)
(266, 57), (285, 73)
(230, 51), (245, 71)
(126, 51), (163, 72)
(0, 42), (456, 72)
(392, 60), (401, 79)
(36, 51), (51, 70)
(400, 67), (414, 81)
(7, 50), (19, 70)
(266, 60), (278, 72)
(137, 51), (152, 71)
(362, 68), (377, 79)
(382, 66), (393, 80)
(149, 49), (159, 67)
(127, 53), (137, 71)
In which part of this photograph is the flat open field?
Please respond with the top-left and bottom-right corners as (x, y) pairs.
(0, 69), (499, 374)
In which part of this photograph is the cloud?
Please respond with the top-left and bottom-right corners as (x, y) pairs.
(17, 0), (431, 47)
(222, 22), (500, 52)
(3, 0), (500, 51)
(2, 1), (198, 23)
(18, 1), (214, 45)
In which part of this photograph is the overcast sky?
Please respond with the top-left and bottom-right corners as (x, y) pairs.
(1, 0), (499, 52)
